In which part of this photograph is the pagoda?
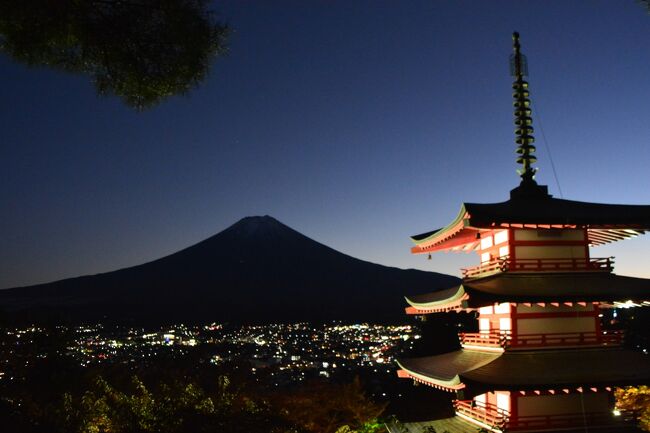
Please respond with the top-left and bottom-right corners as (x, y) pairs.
(389, 33), (650, 433)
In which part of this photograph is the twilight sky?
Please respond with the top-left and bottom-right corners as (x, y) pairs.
(3, 1), (650, 289)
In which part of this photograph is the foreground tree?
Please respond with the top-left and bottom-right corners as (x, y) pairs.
(0, 0), (228, 109)
(615, 386), (650, 432)
(272, 377), (387, 433)
(59, 376), (216, 433)
(53, 375), (293, 433)
(4, 360), (386, 433)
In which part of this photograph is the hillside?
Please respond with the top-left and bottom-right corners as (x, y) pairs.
(0, 216), (459, 323)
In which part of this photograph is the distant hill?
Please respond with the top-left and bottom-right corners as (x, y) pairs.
(0, 216), (459, 324)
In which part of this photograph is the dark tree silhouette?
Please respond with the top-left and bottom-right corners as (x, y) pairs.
(640, 0), (650, 13)
(0, 0), (228, 109)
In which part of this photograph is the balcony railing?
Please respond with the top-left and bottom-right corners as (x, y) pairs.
(459, 330), (624, 350)
(459, 331), (510, 348)
(506, 411), (627, 431)
(454, 400), (508, 430)
(461, 256), (614, 279)
(509, 330), (624, 348)
(456, 400), (630, 432)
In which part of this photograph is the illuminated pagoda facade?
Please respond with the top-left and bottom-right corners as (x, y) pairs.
(390, 33), (650, 433)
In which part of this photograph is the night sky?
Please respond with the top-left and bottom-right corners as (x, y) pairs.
(3, 1), (650, 289)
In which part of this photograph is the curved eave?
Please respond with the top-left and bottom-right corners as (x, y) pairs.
(396, 360), (465, 391)
(411, 206), (479, 254)
(404, 273), (650, 313)
(405, 286), (469, 314)
(397, 350), (501, 392)
(398, 348), (650, 392)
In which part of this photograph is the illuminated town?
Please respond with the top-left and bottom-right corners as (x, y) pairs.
(1, 322), (420, 387)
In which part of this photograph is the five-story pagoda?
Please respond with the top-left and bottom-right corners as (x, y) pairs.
(389, 33), (650, 433)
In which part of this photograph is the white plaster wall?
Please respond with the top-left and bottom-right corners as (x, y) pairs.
(516, 393), (610, 417)
(517, 317), (597, 334)
(515, 246), (586, 260)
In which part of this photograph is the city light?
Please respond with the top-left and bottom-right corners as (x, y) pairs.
(1, 322), (420, 386)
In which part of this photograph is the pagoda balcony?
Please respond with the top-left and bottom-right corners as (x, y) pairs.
(459, 330), (624, 350)
(459, 331), (510, 349)
(455, 400), (629, 432)
(461, 256), (614, 279)
(506, 411), (628, 431)
(509, 330), (624, 349)
(454, 400), (508, 430)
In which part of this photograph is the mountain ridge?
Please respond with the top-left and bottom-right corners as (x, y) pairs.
(0, 216), (460, 323)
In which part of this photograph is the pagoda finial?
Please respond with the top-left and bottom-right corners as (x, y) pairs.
(510, 31), (537, 187)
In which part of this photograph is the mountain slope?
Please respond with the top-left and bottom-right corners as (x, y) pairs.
(0, 216), (459, 323)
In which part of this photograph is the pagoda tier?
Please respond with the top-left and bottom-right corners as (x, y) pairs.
(397, 347), (650, 392)
(394, 348), (650, 433)
(404, 272), (650, 314)
(390, 403), (637, 433)
(411, 195), (650, 254)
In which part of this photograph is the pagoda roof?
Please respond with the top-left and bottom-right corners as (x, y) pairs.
(398, 348), (650, 391)
(405, 272), (650, 313)
(396, 350), (499, 390)
(411, 193), (650, 253)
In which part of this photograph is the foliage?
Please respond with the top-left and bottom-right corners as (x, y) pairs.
(21, 372), (295, 433)
(1, 341), (388, 433)
(0, 0), (228, 109)
(59, 375), (218, 433)
(4, 367), (387, 433)
(334, 419), (385, 433)
(272, 376), (388, 433)
(615, 385), (650, 432)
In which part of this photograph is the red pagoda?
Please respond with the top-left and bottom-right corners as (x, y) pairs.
(389, 33), (650, 433)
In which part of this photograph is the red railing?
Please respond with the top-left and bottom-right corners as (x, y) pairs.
(459, 331), (510, 348)
(507, 411), (625, 431)
(454, 400), (508, 429)
(459, 330), (623, 349)
(510, 330), (624, 348)
(462, 256), (614, 279)
(456, 400), (630, 431)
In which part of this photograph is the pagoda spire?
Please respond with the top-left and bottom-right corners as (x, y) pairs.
(510, 31), (537, 187)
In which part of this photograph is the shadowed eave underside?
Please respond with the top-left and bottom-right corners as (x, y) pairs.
(398, 348), (650, 391)
(397, 350), (499, 390)
(404, 272), (650, 313)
